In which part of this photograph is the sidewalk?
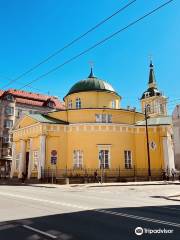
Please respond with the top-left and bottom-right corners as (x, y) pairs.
(18, 180), (180, 188)
(1, 179), (180, 188)
(78, 180), (180, 188)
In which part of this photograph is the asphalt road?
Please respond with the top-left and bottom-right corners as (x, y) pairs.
(0, 182), (180, 240)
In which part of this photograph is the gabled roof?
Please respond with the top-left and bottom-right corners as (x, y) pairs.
(136, 116), (172, 126)
(0, 88), (65, 110)
(28, 114), (69, 124)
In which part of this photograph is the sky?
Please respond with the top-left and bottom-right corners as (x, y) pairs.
(0, 0), (179, 113)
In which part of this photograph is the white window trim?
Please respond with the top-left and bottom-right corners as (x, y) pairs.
(124, 150), (132, 169)
(95, 114), (112, 123)
(4, 120), (13, 128)
(3, 136), (11, 143)
(68, 100), (72, 109)
(112, 100), (115, 109)
(5, 107), (14, 116)
(76, 98), (81, 109)
(144, 92), (150, 98)
(98, 145), (111, 169)
(6, 94), (14, 101)
(73, 150), (83, 169)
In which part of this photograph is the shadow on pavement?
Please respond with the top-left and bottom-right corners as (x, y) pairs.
(151, 195), (180, 202)
(0, 205), (180, 240)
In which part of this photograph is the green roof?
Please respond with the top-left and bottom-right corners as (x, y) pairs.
(29, 114), (68, 124)
(64, 69), (119, 98)
(136, 116), (172, 126)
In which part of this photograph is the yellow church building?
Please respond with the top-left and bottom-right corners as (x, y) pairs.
(10, 62), (175, 182)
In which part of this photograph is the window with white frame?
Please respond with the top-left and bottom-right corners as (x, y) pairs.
(145, 104), (151, 114)
(144, 92), (150, 98)
(32, 151), (38, 171)
(160, 104), (164, 114)
(73, 150), (83, 169)
(5, 106), (14, 116)
(124, 150), (132, 169)
(4, 120), (13, 128)
(99, 149), (110, 169)
(95, 114), (112, 123)
(112, 100), (115, 109)
(3, 136), (11, 143)
(6, 94), (14, 101)
(47, 101), (54, 108)
(68, 100), (72, 109)
(15, 153), (20, 171)
(76, 98), (81, 109)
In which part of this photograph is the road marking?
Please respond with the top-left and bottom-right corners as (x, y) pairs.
(162, 206), (180, 211)
(22, 225), (57, 239)
(1, 191), (180, 228)
(96, 209), (180, 228)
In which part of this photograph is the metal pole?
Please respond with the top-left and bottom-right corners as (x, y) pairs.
(145, 107), (151, 180)
(52, 165), (53, 184)
(101, 167), (103, 184)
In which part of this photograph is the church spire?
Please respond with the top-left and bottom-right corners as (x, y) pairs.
(148, 60), (156, 88)
(88, 67), (95, 78)
(88, 61), (96, 78)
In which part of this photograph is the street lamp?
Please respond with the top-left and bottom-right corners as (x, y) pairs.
(144, 106), (151, 181)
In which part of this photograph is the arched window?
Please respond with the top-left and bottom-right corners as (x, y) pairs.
(160, 104), (164, 114)
(68, 100), (72, 109)
(111, 100), (115, 109)
(76, 98), (81, 109)
(144, 92), (150, 98)
(146, 104), (151, 113)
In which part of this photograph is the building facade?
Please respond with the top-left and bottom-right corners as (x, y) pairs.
(173, 105), (180, 169)
(10, 64), (175, 181)
(0, 89), (64, 174)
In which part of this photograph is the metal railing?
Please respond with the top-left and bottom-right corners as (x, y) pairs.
(41, 167), (164, 183)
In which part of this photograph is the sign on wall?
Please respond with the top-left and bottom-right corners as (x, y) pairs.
(51, 150), (57, 165)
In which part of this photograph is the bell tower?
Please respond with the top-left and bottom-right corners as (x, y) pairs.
(141, 61), (167, 117)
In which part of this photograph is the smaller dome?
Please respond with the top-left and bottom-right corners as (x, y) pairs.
(64, 69), (119, 98)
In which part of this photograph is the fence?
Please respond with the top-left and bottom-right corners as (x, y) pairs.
(41, 167), (164, 183)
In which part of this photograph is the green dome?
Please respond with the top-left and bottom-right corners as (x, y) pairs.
(65, 69), (118, 98)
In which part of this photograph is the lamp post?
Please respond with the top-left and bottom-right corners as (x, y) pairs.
(144, 106), (151, 181)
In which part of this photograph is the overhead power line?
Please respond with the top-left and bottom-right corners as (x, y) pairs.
(1, 0), (137, 89)
(17, 0), (174, 91)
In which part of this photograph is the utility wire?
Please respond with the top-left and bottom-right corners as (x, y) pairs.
(17, 0), (174, 91)
(1, 0), (137, 89)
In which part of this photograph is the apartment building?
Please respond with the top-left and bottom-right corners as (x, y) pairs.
(173, 105), (180, 169)
(0, 89), (64, 174)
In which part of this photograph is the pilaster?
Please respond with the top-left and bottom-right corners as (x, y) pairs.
(38, 135), (46, 179)
(10, 142), (16, 178)
(18, 139), (26, 178)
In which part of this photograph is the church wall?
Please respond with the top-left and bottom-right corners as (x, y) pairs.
(64, 91), (120, 109)
(49, 109), (144, 125)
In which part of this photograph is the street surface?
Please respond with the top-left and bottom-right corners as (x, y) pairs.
(0, 181), (180, 239)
